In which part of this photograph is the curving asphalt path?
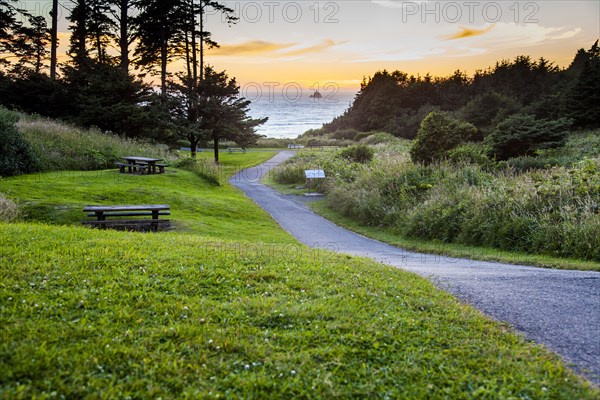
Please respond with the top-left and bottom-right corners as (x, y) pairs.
(230, 151), (600, 384)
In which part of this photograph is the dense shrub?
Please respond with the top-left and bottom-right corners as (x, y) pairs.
(331, 128), (360, 140)
(485, 114), (572, 160)
(0, 109), (40, 177)
(459, 91), (520, 136)
(323, 150), (600, 261)
(338, 145), (374, 163)
(359, 132), (400, 145)
(448, 143), (494, 168)
(0, 193), (19, 222)
(254, 138), (290, 148)
(410, 112), (476, 164)
(507, 130), (600, 170)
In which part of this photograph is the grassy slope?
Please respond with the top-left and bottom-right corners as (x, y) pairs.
(0, 152), (597, 397)
(0, 152), (289, 244)
(1, 223), (597, 398)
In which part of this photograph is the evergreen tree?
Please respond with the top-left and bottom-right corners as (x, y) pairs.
(134, 0), (236, 98)
(485, 114), (572, 160)
(172, 67), (266, 162)
(62, 62), (166, 140)
(67, 0), (115, 67)
(0, 0), (22, 69)
(67, 0), (91, 67)
(108, 0), (136, 72)
(568, 41), (600, 128)
(50, 0), (58, 79)
(12, 15), (51, 73)
(410, 111), (476, 164)
(133, 0), (184, 97)
(87, 0), (115, 64)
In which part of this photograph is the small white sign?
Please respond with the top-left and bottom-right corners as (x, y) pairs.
(305, 170), (326, 179)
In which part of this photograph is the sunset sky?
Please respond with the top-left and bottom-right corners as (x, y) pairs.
(38, 0), (600, 91)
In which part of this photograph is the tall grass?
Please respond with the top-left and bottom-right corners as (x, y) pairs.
(273, 134), (600, 262)
(17, 118), (176, 171)
(326, 157), (600, 261)
(0, 192), (19, 222)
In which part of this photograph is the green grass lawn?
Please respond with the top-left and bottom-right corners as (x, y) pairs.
(1, 152), (598, 397)
(1, 222), (597, 398)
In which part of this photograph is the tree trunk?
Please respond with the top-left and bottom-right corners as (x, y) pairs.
(93, 3), (103, 63)
(191, 0), (198, 87)
(213, 137), (219, 164)
(199, 2), (204, 81)
(35, 43), (41, 74)
(184, 29), (191, 85)
(50, 0), (58, 79)
(160, 24), (167, 98)
(119, 0), (129, 73)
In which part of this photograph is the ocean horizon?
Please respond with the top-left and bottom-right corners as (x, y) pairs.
(246, 88), (357, 139)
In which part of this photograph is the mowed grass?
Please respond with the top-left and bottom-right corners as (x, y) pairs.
(1, 223), (597, 399)
(0, 151), (291, 244)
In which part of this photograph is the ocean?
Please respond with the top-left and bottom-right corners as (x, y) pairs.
(246, 89), (357, 139)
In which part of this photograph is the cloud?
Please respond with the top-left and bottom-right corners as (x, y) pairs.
(472, 23), (582, 48)
(444, 25), (495, 40)
(211, 41), (294, 56)
(280, 40), (341, 57)
(209, 39), (343, 59)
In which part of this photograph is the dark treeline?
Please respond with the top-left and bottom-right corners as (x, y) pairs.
(0, 0), (264, 162)
(322, 41), (600, 140)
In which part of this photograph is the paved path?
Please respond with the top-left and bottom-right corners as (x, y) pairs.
(230, 151), (600, 383)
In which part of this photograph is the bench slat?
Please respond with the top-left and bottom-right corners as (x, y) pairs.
(83, 219), (170, 226)
(83, 205), (170, 212)
(114, 163), (147, 168)
(86, 211), (170, 218)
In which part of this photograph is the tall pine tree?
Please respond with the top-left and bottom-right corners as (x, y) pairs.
(568, 41), (600, 128)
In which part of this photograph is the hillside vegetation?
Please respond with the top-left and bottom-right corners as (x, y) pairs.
(312, 42), (599, 142)
(271, 132), (600, 266)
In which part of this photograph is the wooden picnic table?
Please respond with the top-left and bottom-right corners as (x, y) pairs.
(117, 156), (166, 174)
(83, 204), (171, 232)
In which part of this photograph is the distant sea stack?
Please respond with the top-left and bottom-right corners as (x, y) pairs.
(309, 90), (323, 99)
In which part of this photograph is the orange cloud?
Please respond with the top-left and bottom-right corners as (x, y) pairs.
(208, 39), (342, 58)
(210, 41), (294, 56)
(444, 25), (495, 40)
(280, 40), (341, 57)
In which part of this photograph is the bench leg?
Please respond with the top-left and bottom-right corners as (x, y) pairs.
(119, 165), (126, 173)
(158, 166), (165, 174)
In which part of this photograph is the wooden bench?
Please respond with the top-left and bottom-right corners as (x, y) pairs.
(115, 162), (148, 174)
(228, 148), (246, 153)
(83, 205), (170, 232)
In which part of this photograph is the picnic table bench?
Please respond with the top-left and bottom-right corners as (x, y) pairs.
(114, 162), (148, 174)
(116, 156), (168, 174)
(228, 148), (247, 153)
(83, 204), (170, 232)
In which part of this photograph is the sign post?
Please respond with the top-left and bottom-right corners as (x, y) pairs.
(304, 169), (326, 195)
